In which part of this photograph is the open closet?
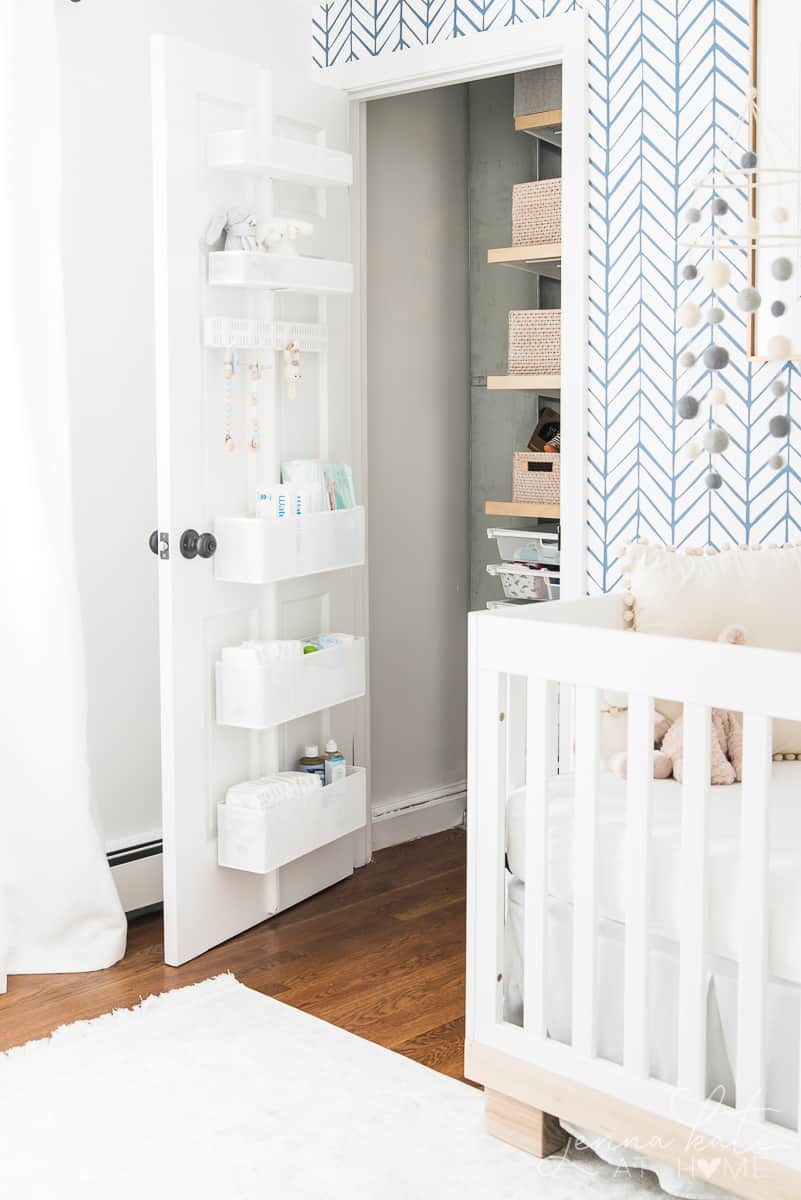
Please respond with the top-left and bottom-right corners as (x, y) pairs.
(365, 66), (567, 846)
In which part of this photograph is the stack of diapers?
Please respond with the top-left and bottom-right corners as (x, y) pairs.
(224, 771), (321, 811)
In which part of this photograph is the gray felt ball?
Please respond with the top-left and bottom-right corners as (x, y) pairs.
(702, 426), (730, 454)
(769, 453), (786, 471)
(772, 379), (788, 397)
(703, 345), (730, 371)
(771, 300), (786, 317)
(677, 394), (700, 420)
(685, 207), (702, 225)
(737, 286), (762, 312)
(741, 150), (758, 169)
(679, 351), (697, 369)
(711, 197), (729, 216)
(706, 306), (725, 325)
(769, 414), (791, 438)
(705, 471), (723, 490)
(772, 257), (793, 282)
(682, 264), (699, 281)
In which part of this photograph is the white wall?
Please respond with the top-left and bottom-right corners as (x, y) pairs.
(366, 88), (470, 813)
(55, 0), (313, 854)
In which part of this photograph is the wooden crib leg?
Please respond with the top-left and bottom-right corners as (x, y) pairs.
(484, 1089), (568, 1158)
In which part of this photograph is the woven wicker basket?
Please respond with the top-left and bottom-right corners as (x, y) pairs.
(508, 309), (561, 375)
(512, 179), (562, 246)
(512, 452), (560, 504)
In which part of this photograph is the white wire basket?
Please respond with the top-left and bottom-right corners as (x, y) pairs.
(203, 317), (328, 352)
(486, 562), (560, 602)
(487, 527), (560, 566)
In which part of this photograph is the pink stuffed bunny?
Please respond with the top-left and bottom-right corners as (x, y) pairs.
(610, 625), (745, 785)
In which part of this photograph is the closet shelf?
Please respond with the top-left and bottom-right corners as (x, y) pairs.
(487, 244), (561, 279)
(207, 130), (353, 189)
(218, 767), (366, 876)
(213, 507), (366, 585)
(487, 374), (561, 391)
(208, 251), (353, 296)
(485, 500), (560, 519)
(515, 109), (563, 147)
(216, 637), (366, 730)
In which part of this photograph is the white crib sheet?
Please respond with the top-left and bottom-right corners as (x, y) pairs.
(506, 763), (801, 984)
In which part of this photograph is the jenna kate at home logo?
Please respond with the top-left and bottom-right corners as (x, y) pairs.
(537, 1086), (780, 1188)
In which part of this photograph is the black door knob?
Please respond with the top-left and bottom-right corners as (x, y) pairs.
(149, 530), (159, 555)
(180, 529), (217, 560)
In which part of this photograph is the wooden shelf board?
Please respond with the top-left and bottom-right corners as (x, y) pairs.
(515, 109), (562, 132)
(487, 374), (561, 391)
(485, 501), (560, 520)
(487, 244), (561, 279)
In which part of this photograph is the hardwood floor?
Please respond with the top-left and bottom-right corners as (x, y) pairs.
(0, 829), (468, 1080)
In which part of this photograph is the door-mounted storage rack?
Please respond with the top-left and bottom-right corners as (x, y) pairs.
(208, 121), (366, 874)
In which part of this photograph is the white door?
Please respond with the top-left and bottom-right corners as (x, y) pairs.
(151, 37), (368, 966)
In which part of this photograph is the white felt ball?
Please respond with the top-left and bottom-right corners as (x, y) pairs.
(772, 206), (790, 225)
(709, 386), (727, 407)
(769, 452), (787, 471)
(702, 259), (731, 290)
(767, 334), (793, 362)
(702, 426), (730, 454)
(741, 215), (759, 240)
(678, 302), (702, 328)
(685, 442), (701, 461)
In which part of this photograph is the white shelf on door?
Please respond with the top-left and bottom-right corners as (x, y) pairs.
(203, 317), (327, 353)
(214, 507), (366, 584)
(208, 130), (353, 189)
(218, 767), (366, 875)
(208, 251), (353, 295)
(216, 637), (366, 730)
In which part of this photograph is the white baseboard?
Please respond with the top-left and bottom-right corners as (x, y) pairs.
(108, 840), (163, 914)
(371, 780), (466, 852)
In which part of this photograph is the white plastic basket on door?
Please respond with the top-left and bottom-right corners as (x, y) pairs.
(486, 527), (560, 566)
(486, 563), (560, 602)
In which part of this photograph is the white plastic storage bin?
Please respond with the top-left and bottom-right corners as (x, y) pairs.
(208, 251), (353, 295)
(218, 767), (366, 875)
(207, 130), (353, 189)
(214, 508), (366, 584)
(486, 563), (560, 602)
(487, 527), (559, 566)
(216, 637), (366, 730)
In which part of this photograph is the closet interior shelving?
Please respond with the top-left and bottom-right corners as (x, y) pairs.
(206, 129), (366, 874)
(483, 82), (563, 576)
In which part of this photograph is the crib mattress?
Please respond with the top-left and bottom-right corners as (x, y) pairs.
(506, 762), (801, 984)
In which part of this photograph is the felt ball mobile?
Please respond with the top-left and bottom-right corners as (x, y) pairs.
(677, 86), (798, 485)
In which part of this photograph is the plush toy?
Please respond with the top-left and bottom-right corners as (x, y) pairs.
(206, 207), (262, 252)
(258, 217), (314, 256)
(608, 713), (672, 780)
(610, 625), (745, 785)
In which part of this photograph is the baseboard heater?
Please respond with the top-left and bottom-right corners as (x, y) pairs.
(107, 839), (164, 914)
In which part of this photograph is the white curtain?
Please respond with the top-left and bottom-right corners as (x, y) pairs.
(0, 0), (126, 984)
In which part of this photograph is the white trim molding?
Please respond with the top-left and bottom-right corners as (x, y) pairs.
(371, 780), (466, 851)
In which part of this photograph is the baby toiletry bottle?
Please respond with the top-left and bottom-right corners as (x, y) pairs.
(324, 739), (347, 785)
(297, 745), (326, 783)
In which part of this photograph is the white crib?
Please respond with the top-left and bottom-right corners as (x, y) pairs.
(466, 594), (801, 1200)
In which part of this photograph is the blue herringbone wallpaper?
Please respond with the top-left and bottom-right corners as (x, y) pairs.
(313, 0), (800, 591)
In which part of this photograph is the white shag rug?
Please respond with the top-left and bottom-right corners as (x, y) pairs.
(0, 975), (663, 1199)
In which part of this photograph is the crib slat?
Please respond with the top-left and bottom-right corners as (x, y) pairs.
(737, 713), (772, 1117)
(624, 694), (654, 1078)
(472, 668), (508, 1032)
(678, 702), (711, 1099)
(524, 677), (557, 1039)
(572, 685), (600, 1058)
